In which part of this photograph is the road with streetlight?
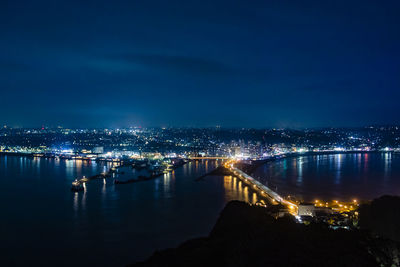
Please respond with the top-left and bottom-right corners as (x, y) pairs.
(224, 160), (298, 215)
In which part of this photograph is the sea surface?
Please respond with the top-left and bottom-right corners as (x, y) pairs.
(0, 157), (249, 267)
(253, 152), (400, 202)
(1, 152), (399, 266)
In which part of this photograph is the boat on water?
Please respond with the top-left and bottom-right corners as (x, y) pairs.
(71, 179), (84, 192)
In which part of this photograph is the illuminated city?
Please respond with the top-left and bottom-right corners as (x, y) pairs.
(1, 126), (399, 159)
(2, 0), (400, 266)
(1, 125), (399, 227)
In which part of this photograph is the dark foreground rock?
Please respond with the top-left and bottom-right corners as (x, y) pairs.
(359, 195), (400, 243)
(130, 201), (400, 267)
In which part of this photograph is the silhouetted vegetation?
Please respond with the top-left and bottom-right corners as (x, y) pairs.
(131, 201), (400, 267)
(359, 195), (400, 242)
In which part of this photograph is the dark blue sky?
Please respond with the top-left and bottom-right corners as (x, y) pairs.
(1, 0), (399, 128)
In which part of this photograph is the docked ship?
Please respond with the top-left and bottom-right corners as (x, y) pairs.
(71, 179), (84, 192)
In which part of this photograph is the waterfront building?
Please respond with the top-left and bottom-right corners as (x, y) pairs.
(298, 203), (316, 217)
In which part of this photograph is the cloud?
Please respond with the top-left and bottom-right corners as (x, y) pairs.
(102, 53), (234, 76)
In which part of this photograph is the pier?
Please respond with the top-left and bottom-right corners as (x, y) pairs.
(71, 159), (189, 190)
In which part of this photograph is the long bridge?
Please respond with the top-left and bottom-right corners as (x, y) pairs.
(226, 162), (298, 213)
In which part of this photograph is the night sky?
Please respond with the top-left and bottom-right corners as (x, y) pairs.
(1, 0), (399, 128)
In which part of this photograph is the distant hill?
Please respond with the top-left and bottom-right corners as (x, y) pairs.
(131, 201), (400, 267)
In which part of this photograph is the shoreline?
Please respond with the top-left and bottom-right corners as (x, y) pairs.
(244, 150), (394, 175)
(1, 151), (395, 202)
(249, 151), (393, 203)
(0, 149), (391, 162)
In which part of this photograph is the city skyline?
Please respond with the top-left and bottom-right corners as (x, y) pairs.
(2, 1), (400, 266)
(2, 0), (400, 128)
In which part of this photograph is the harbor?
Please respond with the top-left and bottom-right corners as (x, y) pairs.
(71, 158), (189, 191)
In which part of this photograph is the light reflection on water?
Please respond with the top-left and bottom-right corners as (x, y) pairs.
(252, 192), (257, 204)
(162, 171), (176, 198)
(335, 154), (342, 185)
(364, 153), (369, 174)
(243, 186), (249, 203)
(3, 155), (397, 266)
(73, 192), (79, 214)
(384, 152), (391, 180)
(297, 157), (303, 185)
(254, 152), (400, 202)
(222, 175), (260, 205)
(73, 184), (87, 214)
